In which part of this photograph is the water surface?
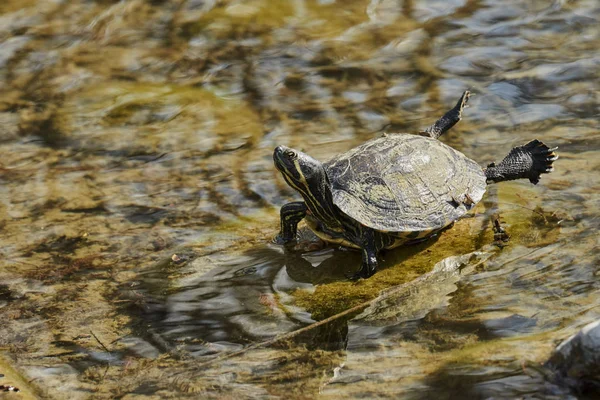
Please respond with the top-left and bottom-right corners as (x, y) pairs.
(0, 0), (598, 398)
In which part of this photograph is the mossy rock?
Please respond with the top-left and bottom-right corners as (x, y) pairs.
(292, 197), (562, 321)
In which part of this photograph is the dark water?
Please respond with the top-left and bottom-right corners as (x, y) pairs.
(0, 0), (598, 398)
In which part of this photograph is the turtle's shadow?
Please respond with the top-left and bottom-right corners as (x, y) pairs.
(280, 230), (444, 285)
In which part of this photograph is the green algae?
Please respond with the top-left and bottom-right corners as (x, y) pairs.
(76, 81), (262, 136)
(0, 0), (37, 13)
(240, 346), (345, 398)
(179, 0), (375, 42)
(295, 0), (372, 39)
(181, 0), (295, 40)
(435, 332), (555, 368)
(496, 184), (565, 248)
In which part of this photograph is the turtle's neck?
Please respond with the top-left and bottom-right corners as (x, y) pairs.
(299, 169), (342, 231)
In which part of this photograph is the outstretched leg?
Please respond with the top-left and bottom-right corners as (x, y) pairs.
(422, 90), (471, 139)
(274, 202), (307, 244)
(485, 140), (558, 184)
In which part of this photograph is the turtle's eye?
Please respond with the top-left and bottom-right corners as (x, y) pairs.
(284, 150), (297, 160)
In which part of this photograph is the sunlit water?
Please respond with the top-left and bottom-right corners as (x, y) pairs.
(0, 0), (598, 398)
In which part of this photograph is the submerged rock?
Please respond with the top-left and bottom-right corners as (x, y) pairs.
(546, 320), (600, 394)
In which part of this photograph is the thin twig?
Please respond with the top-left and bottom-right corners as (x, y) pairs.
(90, 330), (112, 380)
(194, 301), (369, 369)
(90, 330), (110, 353)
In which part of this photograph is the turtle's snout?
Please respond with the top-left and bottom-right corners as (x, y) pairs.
(273, 145), (298, 169)
(274, 145), (293, 156)
(273, 145), (285, 167)
(273, 145), (291, 173)
(274, 145), (286, 159)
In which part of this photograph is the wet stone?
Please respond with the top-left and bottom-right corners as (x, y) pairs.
(481, 314), (537, 338)
(546, 320), (600, 394)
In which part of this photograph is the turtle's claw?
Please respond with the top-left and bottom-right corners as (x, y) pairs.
(345, 268), (372, 281)
(345, 271), (363, 281)
(457, 90), (471, 114)
(273, 234), (295, 246)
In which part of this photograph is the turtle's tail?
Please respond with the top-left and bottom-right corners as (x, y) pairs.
(484, 139), (558, 184)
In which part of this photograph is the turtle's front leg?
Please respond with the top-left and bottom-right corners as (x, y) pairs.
(274, 201), (307, 244)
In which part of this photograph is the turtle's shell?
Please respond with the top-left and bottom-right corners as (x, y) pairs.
(324, 134), (487, 232)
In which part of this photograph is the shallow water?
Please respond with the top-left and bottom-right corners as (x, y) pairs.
(0, 0), (598, 398)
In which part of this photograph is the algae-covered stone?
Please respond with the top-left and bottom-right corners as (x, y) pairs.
(292, 213), (494, 320)
(291, 204), (562, 322)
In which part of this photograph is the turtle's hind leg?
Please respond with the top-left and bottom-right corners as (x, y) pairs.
(485, 140), (558, 184)
(422, 90), (470, 139)
(348, 229), (392, 280)
(349, 245), (379, 280)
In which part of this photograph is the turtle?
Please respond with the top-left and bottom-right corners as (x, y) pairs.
(273, 91), (558, 279)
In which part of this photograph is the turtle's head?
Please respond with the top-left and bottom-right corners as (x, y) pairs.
(273, 146), (327, 191)
(274, 145), (338, 226)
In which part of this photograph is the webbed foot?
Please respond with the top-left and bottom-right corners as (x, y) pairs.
(485, 140), (558, 184)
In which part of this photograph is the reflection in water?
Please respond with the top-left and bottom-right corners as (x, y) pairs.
(124, 242), (357, 355)
(122, 226), (456, 358)
(0, 0), (599, 397)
